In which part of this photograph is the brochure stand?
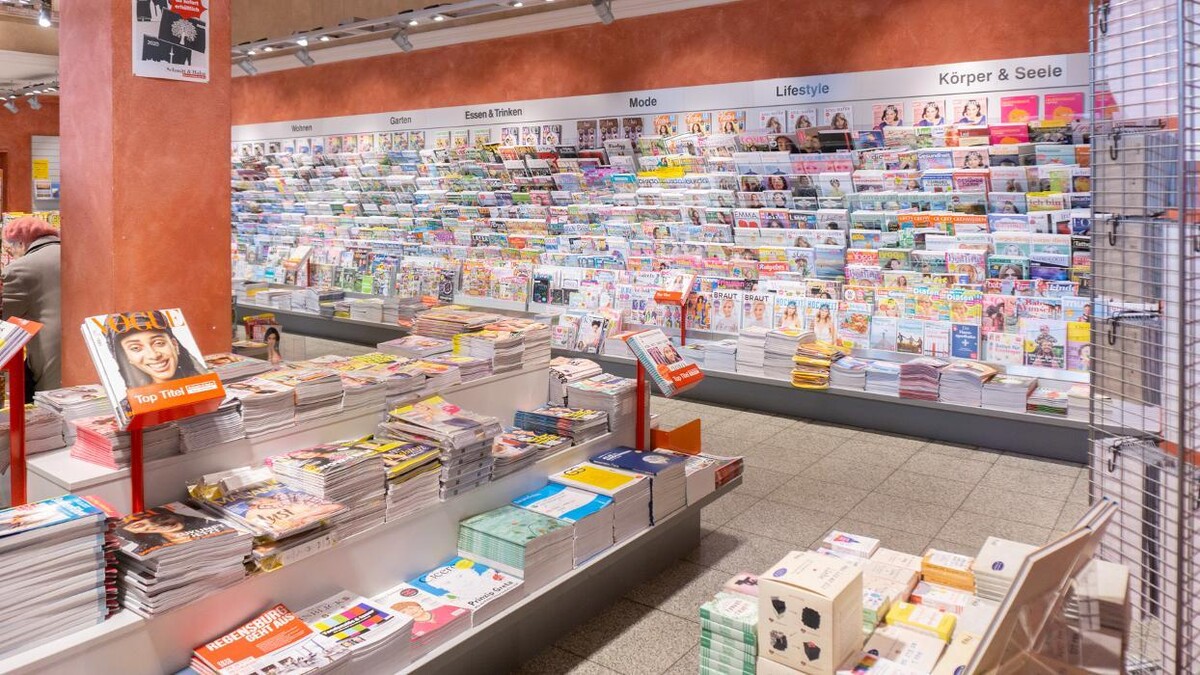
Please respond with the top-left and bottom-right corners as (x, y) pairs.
(4, 351), (25, 505)
(125, 398), (222, 512)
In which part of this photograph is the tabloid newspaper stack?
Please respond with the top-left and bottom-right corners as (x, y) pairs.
(410, 556), (525, 626)
(514, 405), (608, 444)
(269, 444), (386, 539)
(566, 373), (637, 434)
(373, 582), (472, 659)
(548, 357), (603, 406)
(378, 334), (453, 359)
(491, 428), (570, 479)
(114, 501), (253, 617)
(457, 505), (574, 593)
(176, 397), (246, 452)
(513, 483), (615, 565)
(0, 403), (64, 455)
(298, 591), (414, 665)
(550, 462), (651, 543)
(591, 448), (687, 524)
(34, 384), (110, 444)
(939, 361), (999, 407)
(262, 368), (345, 422)
(225, 376), (296, 436)
(378, 396), (501, 500)
(0, 495), (114, 657)
(69, 416), (180, 469)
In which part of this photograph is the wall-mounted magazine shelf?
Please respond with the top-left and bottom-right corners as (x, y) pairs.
(126, 398), (223, 512)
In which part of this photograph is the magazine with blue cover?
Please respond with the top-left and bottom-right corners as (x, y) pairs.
(512, 483), (613, 523)
(591, 448), (687, 476)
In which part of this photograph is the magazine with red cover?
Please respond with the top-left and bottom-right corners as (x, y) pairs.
(192, 603), (344, 674)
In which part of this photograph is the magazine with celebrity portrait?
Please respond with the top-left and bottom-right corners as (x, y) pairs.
(81, 309), (225, 428)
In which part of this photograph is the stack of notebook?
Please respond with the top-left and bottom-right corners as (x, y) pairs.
(513, 483), (615, 565)
(550, 462), (651, 543)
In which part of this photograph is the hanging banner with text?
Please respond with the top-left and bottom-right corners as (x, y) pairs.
(132, 0), (210, 83)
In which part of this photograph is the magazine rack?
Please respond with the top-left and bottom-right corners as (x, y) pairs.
(4, 351), (25, 505)
(125, 398), (222, 512)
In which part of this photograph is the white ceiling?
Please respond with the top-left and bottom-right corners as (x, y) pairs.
(0, 48), (55, 88)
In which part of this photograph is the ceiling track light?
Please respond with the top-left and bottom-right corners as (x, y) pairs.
(3, 100), (17, 115)
(319, 35), (331, 42)
(391, 30), (413, 52)
(295, 37), (309, 47)
(432, 14), (445, 21)
(294, 47), (315, 66)
(237, 58), (258, 75)
(27, 95), (41, 110)
(263, 46), (274, 52)
(591, 0), (613, 24)
(37, 0), (50, 27)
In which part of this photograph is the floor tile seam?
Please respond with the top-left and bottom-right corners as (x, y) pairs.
(757, 489), (871, 518)
(952, 500), (1067, 528)
(659, 640), (702, 675)
(714, 523), (815, 551)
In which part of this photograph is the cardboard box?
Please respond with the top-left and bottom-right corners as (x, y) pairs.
(759, 551), (864, 674)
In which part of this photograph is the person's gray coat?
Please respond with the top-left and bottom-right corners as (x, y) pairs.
(2, 235), (61, 392)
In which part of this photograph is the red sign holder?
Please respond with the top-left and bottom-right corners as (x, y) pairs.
(5, 350), (25, 505)
(125, 397), (223, 512)
(634, 360), (648, 451)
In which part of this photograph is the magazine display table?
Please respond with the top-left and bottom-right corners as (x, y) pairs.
(234, 300), (408, 347)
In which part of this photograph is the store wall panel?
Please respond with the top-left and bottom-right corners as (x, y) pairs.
(231, 0), (1090, 124)
(0, 99), (59, 213)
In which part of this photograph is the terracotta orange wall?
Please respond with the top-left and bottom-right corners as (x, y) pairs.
(0, 98), (59, 213)
(232, 0), (1090, 124)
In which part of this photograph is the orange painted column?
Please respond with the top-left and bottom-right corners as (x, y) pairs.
(58, 0), (231, 385)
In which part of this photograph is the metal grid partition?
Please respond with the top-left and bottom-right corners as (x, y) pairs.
(1090, 0), (1199, 671)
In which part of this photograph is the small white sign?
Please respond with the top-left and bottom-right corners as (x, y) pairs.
(132, 0), (210, 83)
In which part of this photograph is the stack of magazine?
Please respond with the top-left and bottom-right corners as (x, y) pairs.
(372, 582), (472, 660)
(592, 448), (687, 524)
(377, 335), (453, 359)
(353, 357), (426, 407)
(298, 591), (414, 666)
(550, 462), (651, 543)
(225, 376), (296, 435)
(981, 374), (1038, 413)
(457, 505), (574, 593)
(514, 405), (608, 444)
(334, 371), (388, 413)
(1028, 386), (1069, 416)
(0, 403), (64, 455)
(114, 502), (253, 616)
(454, 329), (524, 373)
(792, 341), (845, 390)
(764, 328), (807, 380)
(513, 483), (615, 565)
(410, 556), (526, 626)
(425, 354), (491, 382)
(566, 373), (636, 435)
(0, 318), (39, 370)
(262, 368), (345, 423)
(488, 317), (552, 366)
(939, 361), (1000, 407)
(899, 357), (949, 401)
(548, 357), (603, 406)
(69, 416), (180, 469)
(176, 397), (245, 452)
(0, 495), (114, 657)
(409, 360), (462, 395)
(705, 339), (739, 373)
(491, 428), (570, 479)
(865, 361), (902, 396)
(830, 356), (871, 390)
(413, 308), (499, 340)
(378, 396), (501, 500)
(735, 326), (769, 376)
(203, 353), (273, 382)
(34, 384), (110, 444)
(191, 603), (346, 674)
(351, 439), (441, 522)
(269, 444), (386, 539)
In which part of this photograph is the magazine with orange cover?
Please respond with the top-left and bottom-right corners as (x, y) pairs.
(81, 309), (225, 428)
(716, 110), (744, 135)
(192, 603), (343, 674)
(684, 112), (711, 135)
(623, 329), (703, 397)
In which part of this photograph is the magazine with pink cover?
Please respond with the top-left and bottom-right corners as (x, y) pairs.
(1044, 92), (1084, 121)
(911, 99), (947, 127)
(1000, 94), (1040, 123)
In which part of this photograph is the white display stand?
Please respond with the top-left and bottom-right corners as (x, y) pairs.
(27, 363), (556, 513)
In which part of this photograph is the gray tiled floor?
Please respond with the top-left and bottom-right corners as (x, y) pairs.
(516, 395), (1089, 674)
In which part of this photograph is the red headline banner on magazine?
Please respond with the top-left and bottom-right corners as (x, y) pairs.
(658, 361), (704, 395)
(127, 372), (225, 418)
(653, 289), (686, 304)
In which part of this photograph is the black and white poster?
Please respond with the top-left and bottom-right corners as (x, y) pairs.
(133, 0), (209, 82)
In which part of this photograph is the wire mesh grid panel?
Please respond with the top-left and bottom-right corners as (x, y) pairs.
(1090, 0), (1200, 672)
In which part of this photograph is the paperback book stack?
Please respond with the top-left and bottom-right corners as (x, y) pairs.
(455, 329), (524, 373)
(70, 417), (180, 469)
(735, 326), (769, 376)
(262, 368), (345, 423)
(413, 308), (499, 340)
(488, 317), (553, 366)
(699, 592), (759, 675)
(514, 405), (609, 445)
(899, 356), (949, 401)
(351, 439), (441, 522)
(410, 556), (525, 626)
(705, 339), (739, 373)
(379, 396), (502, 500)
(939, 361), (999, 407)
(410, 360), (462, 395)
(764, 329), (807, 381)
(491, 428), (570, 479)
(0, 495), (112, 657)
(551, 462), (651, 543)
(592, 448), (687, 524)
(864, 361), (902, 396)
(225, 376), (296, 436)
(792, 341), (845, 390)
(335, 371), (388, 413)
(377, 335), (452, 359)
(457, 505), (574, 592)
(298, 591), (413, 666)
(566, 373), (637, 434)
(176, 397), (246, 452)
(115, 502), (253, 617)
(513, 483), (615, 565)
(548, 357), (603, 406)
(922, 549), (976, 593)
(971, 536), (1037, 603)
(0, 403), (64, 455)
(425, 354), (491, 382)
(1028, 386), (1069, 416)
(373, 582), (472, 660)
(269, 444), (386, 539)
(34, 385), (110, 444)
(830, 356), (871, 390)
(203, 353), (274, 382)
(191, 604), (346, 674)
(981, 374), (1038, 413)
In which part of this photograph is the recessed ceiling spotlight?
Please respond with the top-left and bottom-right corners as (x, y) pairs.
(319, 35), (331, 42)
(408, 19), (419, 25)
(263, 46), (274, 52)
(432, 14), (445, 21)
(295, 37), (308, 47)
(247, 49), (257, 55)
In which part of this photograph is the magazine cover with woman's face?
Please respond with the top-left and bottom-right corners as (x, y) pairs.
(81, 308), (224, 427)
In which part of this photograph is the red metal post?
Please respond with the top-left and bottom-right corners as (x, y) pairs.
(678, 300), (687, 347)
(635, 360), (648, 451)
(6, 351), (25, 505)
(129, 426), (145, 513)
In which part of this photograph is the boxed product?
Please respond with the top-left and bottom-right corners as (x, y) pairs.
(758, 551), (864, 674)
(930, 631), (983, 674)
(822, 531), (880, 559)
(870, 548), (924, 574)
(864, 561), (919, 596)
(723, 572), (760, 597)
(885, 602), (957, 643)
(835, 653), (925, 674)
(921, 549), (975, 592)
(862, 624), (947, 672)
